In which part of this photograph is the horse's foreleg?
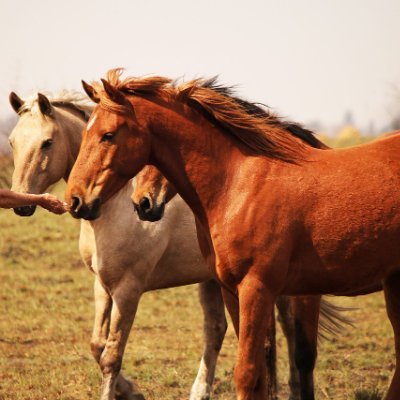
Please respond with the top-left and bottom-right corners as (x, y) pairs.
(223, 286), (277, 399)
(221, 287), (240, 336)
(99, 277), (143, 400)
(383, 272), (400, 400)
(91, 277), (112, 365)
(235, 277), (275, 400)
(190, 280), (227, 400)
(292, 296), (319, 400)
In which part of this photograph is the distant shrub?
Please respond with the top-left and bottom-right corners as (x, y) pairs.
(315, 131), (377, 149)
(335, 125), (362, 148)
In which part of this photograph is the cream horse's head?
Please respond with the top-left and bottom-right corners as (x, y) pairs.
(8, 91), (91, 216)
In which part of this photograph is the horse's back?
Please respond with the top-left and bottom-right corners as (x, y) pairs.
(285, 137), (400, 294)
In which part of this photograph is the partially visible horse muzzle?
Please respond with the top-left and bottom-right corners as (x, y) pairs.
(134, 199), (165, 222)
(13, 205), (37, 217)
(69, 196), (101, 221)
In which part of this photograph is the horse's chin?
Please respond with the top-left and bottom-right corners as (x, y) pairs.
(13, 205), (37, 217)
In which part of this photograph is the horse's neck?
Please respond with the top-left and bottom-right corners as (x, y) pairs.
(146, 102), (314, 227)
(149, 106), (251, 225)
(57, 109), (85, 181)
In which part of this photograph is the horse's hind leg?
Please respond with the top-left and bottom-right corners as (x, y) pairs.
(190, 280), (228, 400)
(383, 272), (400, 400)
(276, 296), (319, 400)
(292, 296), (320, 400)
(276, 296), (301, 400)
(276, 296), (321, 400)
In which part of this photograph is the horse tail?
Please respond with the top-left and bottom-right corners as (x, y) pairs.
(318, 297), (354, 340)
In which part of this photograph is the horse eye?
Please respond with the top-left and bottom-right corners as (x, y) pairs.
(8, 139), (13, 149)
(41, 139), (53, 149)
(101, 132), (115, 142)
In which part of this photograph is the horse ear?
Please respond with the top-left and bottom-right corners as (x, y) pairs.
(37, 93), (53, 117)
(9, 92), (24, 114)
(100, 78), (135, 116)
(101, 78), (122, 102)
(82, 80), (100, 103)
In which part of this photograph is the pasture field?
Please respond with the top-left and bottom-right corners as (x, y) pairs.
(0, 167), (394, 400)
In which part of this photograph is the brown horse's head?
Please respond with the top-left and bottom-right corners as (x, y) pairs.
(65, 74), (152, 220)
(132, 166), (177, 222)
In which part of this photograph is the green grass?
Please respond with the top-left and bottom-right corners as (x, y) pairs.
(0, 142), (396, 399)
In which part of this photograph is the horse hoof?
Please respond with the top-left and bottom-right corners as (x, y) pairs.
(190, 381), (212, 400)
(115, 393), (145, 400)
(131, 394), (145, 400)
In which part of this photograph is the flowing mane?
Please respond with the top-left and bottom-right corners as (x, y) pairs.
(19, 91), (93, 121)
(92, 69), (327, 161)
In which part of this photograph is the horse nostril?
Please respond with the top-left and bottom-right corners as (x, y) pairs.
(13, 205), (37, 217)
(71, 195), (82, 212)
(139, 197), (151, 213)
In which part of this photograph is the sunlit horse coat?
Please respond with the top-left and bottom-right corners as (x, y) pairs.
(9, 91), (348, 400)
(65, 70), (397, 400)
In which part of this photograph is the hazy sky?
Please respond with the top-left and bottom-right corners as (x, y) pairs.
(1, 0), (400, 130)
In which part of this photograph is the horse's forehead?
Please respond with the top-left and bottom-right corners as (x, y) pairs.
(87, 108), (121, 133)
(87, 112), (97, 131)
(11, 112), (54, 143)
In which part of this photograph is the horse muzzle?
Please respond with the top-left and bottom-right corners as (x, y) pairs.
(69, 195), (101, 220)
(133, 196), (165, 222)
(13, 205), (37, 217)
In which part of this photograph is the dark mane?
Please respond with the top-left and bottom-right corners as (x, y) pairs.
(94, 69), (328, 161)
(52, 101), (91, 121)
(201, 77), (327, 150)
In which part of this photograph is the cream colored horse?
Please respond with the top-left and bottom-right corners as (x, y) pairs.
(8, 91), (348, 400)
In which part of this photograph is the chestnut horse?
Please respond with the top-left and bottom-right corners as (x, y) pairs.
(132, 166), (354, 400)
(65, 70), (399, 400)
(9, 90), (349, 400)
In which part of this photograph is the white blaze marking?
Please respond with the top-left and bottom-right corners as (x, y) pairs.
(87, 113), (97, 130)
